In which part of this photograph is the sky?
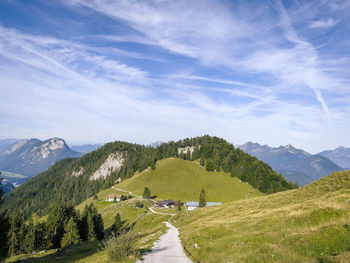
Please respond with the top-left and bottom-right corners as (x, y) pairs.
(0, 0), (349, 153)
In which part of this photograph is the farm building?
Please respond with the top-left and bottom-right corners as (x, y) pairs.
(106, 194), (123, 202)
(156, 199), (176, 208)
(185, 201), (222, 210)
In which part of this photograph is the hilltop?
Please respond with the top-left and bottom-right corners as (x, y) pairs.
(117, 158), (263, 202)
(174, 170), (350, 263)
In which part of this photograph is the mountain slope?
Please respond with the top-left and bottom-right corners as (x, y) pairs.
(0, 138), (20, 156)
(0, 137), (81, 178)
(239, 142), (343, 185)
(318, 146), (350, 169)
(174, 170), (350, 263)
(118, 158), (263, 202)
(2, 136), (295, 217)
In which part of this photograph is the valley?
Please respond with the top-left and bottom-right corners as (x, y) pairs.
(0, 136), (349, 263)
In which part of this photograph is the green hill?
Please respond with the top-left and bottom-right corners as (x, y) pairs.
(174, 170), (350, 263)
(118, 158), (263, 202)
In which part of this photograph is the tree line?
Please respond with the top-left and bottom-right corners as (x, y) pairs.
(0, 192), (104, 258)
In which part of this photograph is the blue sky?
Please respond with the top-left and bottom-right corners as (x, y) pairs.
(0, 0), (349, 153)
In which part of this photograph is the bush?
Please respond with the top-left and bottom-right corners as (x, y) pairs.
(103, 231), (138, 262)
(135, 201), (144, 208)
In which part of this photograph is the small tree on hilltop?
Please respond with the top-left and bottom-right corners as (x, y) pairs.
(177, 200), (182, 212)
(199, 187), (207, 208)
(143, 187), (151, 199)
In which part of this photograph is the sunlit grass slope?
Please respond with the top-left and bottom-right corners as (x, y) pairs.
(117, 158), (263, 202)
(174, 170), (350, 263)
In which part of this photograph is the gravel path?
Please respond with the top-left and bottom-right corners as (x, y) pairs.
(136, 222), (192, 263)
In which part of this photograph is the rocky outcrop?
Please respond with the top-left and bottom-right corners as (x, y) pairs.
(90, 153), (124, 180)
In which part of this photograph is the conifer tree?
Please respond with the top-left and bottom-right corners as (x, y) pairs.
(205, 159), (215, 171)
(143, 187), (151, 199)
(0, 175), (10, 257)
(111, 213), (126, 237)
(46, 203), (78, 248)
(24, 218), (35, 253)
(199, 187), (207, 207)
(94, 214), (105, 240)
(79, 206), (89, 241)
(8, 213), (24, 256)
(177, 200), (182, 212)
(61, 217), (80, 248)
(87, 213), (96, 241)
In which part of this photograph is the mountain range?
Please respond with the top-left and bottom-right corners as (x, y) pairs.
(239, 142), (344, 186)
(0, 138), (81, 190)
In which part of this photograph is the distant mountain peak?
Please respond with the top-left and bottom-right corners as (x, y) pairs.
(0, 137), (81, 178)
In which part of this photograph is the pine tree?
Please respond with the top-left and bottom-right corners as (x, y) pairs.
(87, 213), (96, 241)
(94, 214), (105, 240)
(205, 159), (215, 171)
(61, 217), (80, 248)
(111, 213), (126, 237)
(177, 200), (182, 212)
(142, 187), (151, 199)
(8, 213), (24, 256)
(199, 187), (207, 207)
(24, 218), (35, 253)
(0, 175), (10, 257)
(79, 206), (89, 241)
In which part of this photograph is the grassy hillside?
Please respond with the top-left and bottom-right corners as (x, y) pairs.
(174, 170), (350, 263)
(117, 158), (263, 203)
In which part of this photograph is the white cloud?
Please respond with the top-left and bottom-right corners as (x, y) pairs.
(310, 18), (338, 28)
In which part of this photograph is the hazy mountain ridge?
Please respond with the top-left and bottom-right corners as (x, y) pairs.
(318, 146), (350, 169)
(0, 137), (81, 178)
(0, 138), (20, 156)
(70, 143), (103, 154)
(239, 142), (343, 185)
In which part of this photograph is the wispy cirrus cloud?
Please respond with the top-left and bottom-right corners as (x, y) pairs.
(310, 18), (338, 28)
(0, 0), (349, 152)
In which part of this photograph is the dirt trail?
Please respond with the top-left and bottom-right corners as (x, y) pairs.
(136, 222), (192, 263)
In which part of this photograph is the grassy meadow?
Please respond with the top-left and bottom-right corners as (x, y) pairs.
(117, 158), (263, 203)
(173, 170), (350, 263)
